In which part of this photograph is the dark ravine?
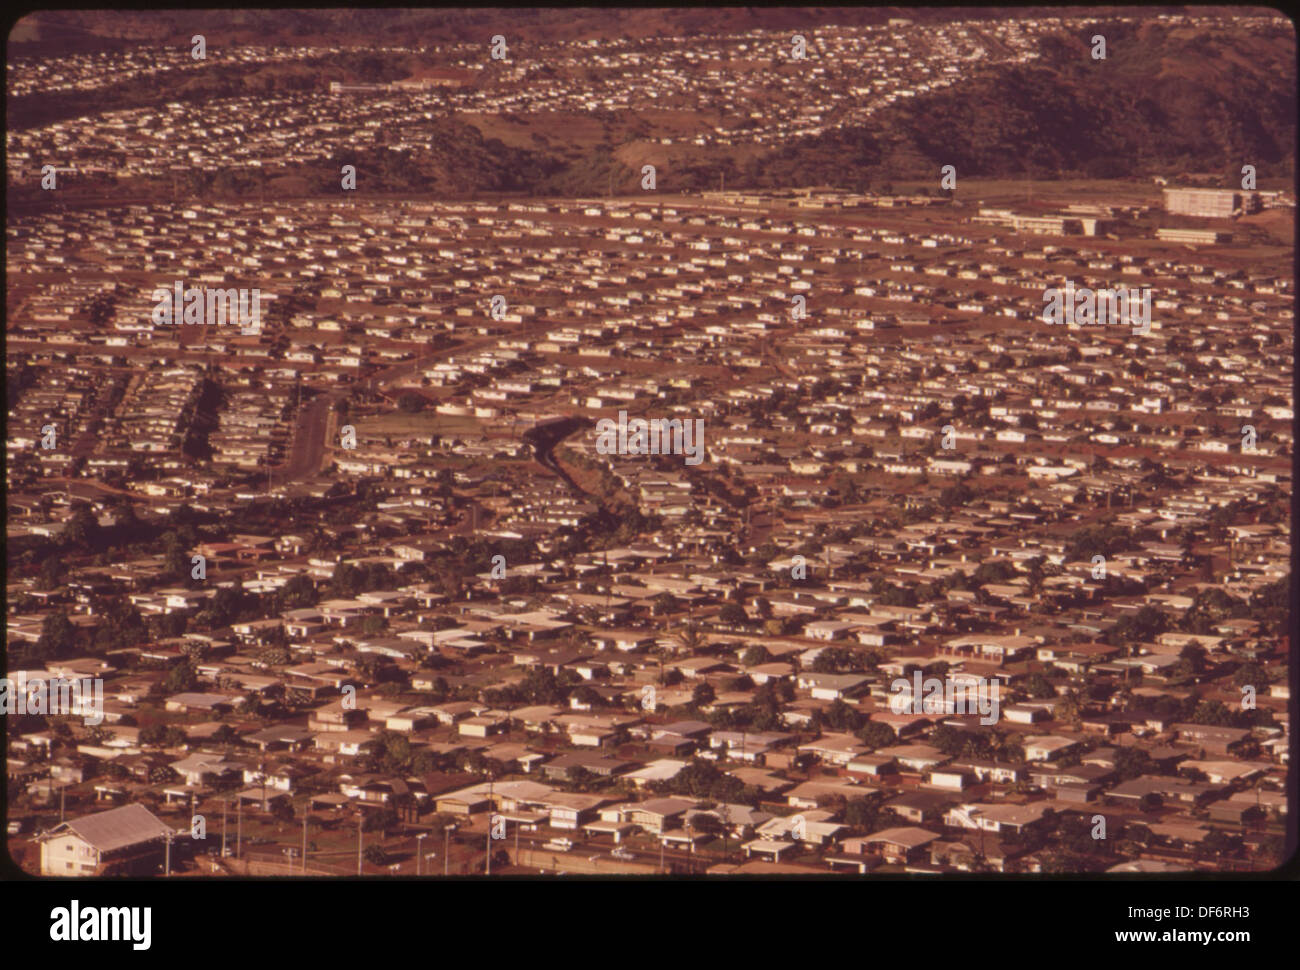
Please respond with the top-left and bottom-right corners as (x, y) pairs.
(523, 415), (593, 498)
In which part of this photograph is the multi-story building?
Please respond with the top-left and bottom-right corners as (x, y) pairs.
(1163, 188), (1261, 219)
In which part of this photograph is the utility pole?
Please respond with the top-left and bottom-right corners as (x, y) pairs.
(485, 774), (494, 875)
(302, 810), (308, 874)
(357, 814), (363, 876)
(221, 799), (227, 858)
(236, 799), (242, 860)
(722, 803), (730, 863)
(164, 830), (172, 877)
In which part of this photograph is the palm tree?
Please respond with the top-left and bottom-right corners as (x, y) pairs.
(1057, 690), (1083, 730)
(673, 622), (705, 655)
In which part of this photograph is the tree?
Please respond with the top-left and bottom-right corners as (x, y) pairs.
(812, 647), (862, 674)
(38, 556), (65, 590)
(1056, 690), (1084, 729)
(931, 725), (967, 757)
(689, 811), (725, 840)
(35, 610), (78, 661)
(1021, 673), (1057, 699)
(1178, 644), (1208, 675)
(165, 545), (191, 583)
(140, 725), (188, 749)
(691, 683), (717, 708)
(821, 698), (863, 732)
(162, 660), (199, 694)
(427, 813), (459, 837)
(63, 506), (100, 548)
(397, 392), (426, 414)
(718, 603), (749, 627)
(857, 721), (896, 751)
(362, 807), (398, 834)
(1190, 700), (1235, 727)
(278, 574), (319, 610)
(258, 645), (291, 667)
(1233, 663), (1269, 689)
(568, 766), (596, 792)
(1114, 606), (1169, 643)
(844, 796), (883, 831)
(652, 592), (679, 616)
(1113, 747), (1151, 781)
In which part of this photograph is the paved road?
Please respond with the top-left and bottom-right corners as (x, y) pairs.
(279, 389), (337, 483)
(273, 332), (507, 484)
(382, 827), (711, 875)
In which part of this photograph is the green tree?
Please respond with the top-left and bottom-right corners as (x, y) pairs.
(397, 392), (426, 414)
(162, 660), (199, 694)
(718, 603), (748, 626)
(1190, 700), (1235, 727)
(1233, 663), (1269, 689)
(857, 721), (896, 751)
(1021, 673), (1057, 699)
(1113, 747), (1151, 781)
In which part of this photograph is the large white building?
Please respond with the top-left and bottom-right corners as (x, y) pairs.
(1163, 188), (1260, 219)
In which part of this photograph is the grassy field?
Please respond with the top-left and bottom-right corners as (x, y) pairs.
(888, 177), (1164, 207)
(358, 411), (486, 437)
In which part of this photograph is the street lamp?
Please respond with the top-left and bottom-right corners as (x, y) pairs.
(416, 833), (427, 876)
(444, 824), (457, 876)
(357, 813), (364, 876)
